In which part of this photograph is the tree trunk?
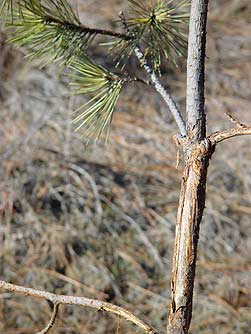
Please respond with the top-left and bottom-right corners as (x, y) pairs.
(166, 1), (210, 332)
(167, 140), (214, 334)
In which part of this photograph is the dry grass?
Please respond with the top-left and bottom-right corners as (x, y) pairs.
(0, 0), (251, 333)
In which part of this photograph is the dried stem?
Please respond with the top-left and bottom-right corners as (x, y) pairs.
(0, 280), (157, 334)
(224, 111), (247, 128)
(209, 126), (251, 144)
(37, 303), (60, 334)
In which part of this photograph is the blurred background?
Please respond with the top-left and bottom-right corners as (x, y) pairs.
(0, 0), (251, 333)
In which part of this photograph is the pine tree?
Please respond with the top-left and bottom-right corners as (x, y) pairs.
(1, 1), (251, 334)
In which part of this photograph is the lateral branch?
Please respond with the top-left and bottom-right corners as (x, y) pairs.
(209, 126), (251, 144)
(45, 14), (131, 40)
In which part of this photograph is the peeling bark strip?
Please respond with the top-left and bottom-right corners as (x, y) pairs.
(167, 141), (214, 334)
(166, 1), (211, 332)
(186, 0), (209, 142)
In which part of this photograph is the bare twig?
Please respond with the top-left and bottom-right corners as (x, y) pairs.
(134, 47), (187, 138)
(0, 281), (158, 334)
(37, 303), (60, 334)
(209, 126), (251, 144)
(224, 111), (247, 128)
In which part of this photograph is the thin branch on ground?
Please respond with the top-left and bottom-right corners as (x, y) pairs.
(209, 126), (251, 144)
(37, 303), (60, 334)
(68, 163), (103, 224)
(101, 196), (164, 271)
(0, 281), (158, 334)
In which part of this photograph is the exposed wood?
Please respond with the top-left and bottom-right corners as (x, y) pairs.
(167, 141), (214, 334)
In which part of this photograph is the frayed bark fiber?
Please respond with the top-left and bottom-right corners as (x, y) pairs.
(167, 141), (215, 334)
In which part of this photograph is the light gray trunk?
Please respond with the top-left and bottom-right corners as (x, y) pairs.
(186, 0), (209, 142)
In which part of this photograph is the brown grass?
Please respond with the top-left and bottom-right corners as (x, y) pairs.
(0, 0), (251, 333)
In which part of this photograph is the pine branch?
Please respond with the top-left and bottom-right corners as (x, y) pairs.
(134, 46), (187, 137)
(1, 0), (189, 140)
(5, 0), (90, 65)
(119, 11), (187, 137)
(5, 0), (130, 66)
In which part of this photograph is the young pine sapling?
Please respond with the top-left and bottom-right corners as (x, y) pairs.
(0, 1), (251, 334)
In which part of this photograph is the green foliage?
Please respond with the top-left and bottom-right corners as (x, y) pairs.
(68, 57), (126, 142)
(6, 0), (95, 66)
(0, 0), (12, 13)
(0, 0), (189, 140)
(113, 0), (189, 72)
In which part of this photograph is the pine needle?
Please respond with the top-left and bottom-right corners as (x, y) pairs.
(0, 0), (13, 15)
(68, 57), (126, 142)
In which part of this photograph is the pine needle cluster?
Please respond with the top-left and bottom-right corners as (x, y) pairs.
(0, 0), (189, 141)
(113, 0), (189, 72)
(6, 0), (95, 66)
(68, 57), (126, 141)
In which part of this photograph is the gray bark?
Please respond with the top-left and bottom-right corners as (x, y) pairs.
(186, 0), (209, 142)
(134, 47), (187, 138)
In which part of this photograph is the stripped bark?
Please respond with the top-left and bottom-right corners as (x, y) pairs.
(167, 140), (214, 334)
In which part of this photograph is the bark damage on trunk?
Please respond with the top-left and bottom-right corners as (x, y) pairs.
(167, 140), (214, 334)
(167, 1), (210, 332)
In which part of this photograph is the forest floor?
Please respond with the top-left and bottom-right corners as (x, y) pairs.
(0, 0), (251, 333)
